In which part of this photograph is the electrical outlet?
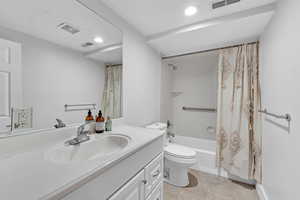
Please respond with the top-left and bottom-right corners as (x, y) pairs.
(12, 108), (33, 130)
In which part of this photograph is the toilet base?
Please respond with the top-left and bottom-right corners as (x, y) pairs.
(164, 158), (191, 187)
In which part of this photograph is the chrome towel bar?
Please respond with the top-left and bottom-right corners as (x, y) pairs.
(182, 106), (216, 112)
(259, 109), (291, 122)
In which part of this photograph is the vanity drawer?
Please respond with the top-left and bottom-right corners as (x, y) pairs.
(144, 153), (163, 197)
(146, 183), (163, 200)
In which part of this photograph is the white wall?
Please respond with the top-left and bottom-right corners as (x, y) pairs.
(161, 52), (218, 140)
(0, 26), (105, 129)
(122, 31), (161, 126)
(77, 0), (162, 126)
(260, 0), (300, 199)
(160, 61), (173, 123)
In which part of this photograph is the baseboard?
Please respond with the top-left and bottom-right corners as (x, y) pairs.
(190, 166), (228, 178)
(256, 184), (269, 200)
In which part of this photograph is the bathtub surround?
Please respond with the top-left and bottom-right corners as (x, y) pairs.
(0, 25), (105, 130)
(161, 52), (218, 140)
(260, 0), (300, 199)
(216, 43), (262, 182)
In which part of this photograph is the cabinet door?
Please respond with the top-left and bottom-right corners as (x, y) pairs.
(109, 170), (145, 200)
(146, 183), (163, 200)
(144, 154), (163, 197)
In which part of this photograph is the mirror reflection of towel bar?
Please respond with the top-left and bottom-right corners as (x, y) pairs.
(182, 107), (216, 112)
(64, 104), (96, 112)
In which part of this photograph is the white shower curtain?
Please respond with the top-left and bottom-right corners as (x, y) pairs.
(101, 65), (122, 119)
(216, 43), (262, 182)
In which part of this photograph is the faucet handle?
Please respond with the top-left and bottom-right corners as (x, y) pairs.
(167, 132), (175, 137)
(54, 119), (66, 128)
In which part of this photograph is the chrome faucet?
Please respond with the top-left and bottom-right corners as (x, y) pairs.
(167, 131), (175, 143)
(65, 122), (91, 145)
(54, 119), (66, 128)
(167, 132), (175, 138)
(77, 123), (89, 136)
(166, 120), (175, 142)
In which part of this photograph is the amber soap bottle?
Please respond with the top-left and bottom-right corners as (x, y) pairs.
(95, 110), (105, 133)
(85, 109), (94, 122)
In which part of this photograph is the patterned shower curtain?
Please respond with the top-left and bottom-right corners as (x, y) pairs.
(101, 65), (122, 119)
(216, 43), (262, 182)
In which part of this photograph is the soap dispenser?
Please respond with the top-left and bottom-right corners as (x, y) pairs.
(85, 109), (94, 122)
(95, 110), (105, 133)
(85, 109), (95, 133)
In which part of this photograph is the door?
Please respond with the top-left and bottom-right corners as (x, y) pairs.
(0, 38), (22, 134)
(109, 170), (145, 200)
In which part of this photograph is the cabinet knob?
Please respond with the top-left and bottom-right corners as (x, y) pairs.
(142, 180), (147, 184)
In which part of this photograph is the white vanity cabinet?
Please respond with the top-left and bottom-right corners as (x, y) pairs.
(109, 170), (145, 200)
(109, 153), (163, 200)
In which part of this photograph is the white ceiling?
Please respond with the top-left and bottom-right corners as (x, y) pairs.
(0, 0), (276, 62)
(100, 0), (276, 57)
(87, 44), (122, 64)
(149, 10), (274, 57)
(101, 0), (276, 36)
(0, 0), (122, 62)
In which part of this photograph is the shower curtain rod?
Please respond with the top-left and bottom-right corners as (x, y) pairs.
(162, 41), (259, 60)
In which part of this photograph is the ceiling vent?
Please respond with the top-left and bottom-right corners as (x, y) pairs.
(212, 0), (241, 9)
(57, 22), (80, 34)
(81, 42), (94, 47)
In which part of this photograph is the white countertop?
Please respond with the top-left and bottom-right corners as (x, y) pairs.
(0, 125), (163, 200)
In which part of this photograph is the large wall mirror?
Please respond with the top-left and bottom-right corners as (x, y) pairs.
(0, 0), (123, 135)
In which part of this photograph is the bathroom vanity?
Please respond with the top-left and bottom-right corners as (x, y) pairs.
(0, 125), (164, 200)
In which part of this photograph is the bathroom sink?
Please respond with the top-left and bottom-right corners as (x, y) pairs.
(45, 134), (130, 164)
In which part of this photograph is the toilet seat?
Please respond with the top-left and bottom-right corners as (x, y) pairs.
(164, 144), (197, 165)
(164, 144), (196, 159)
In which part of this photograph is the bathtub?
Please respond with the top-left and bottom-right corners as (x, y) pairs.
(172, 135), (227, 177)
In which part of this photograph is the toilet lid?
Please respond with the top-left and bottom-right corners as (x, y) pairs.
(164, 144), (196, 159)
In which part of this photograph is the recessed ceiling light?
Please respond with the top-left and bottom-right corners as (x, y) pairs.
(185, 6), (198, 16)
(94, 37), (103, 44)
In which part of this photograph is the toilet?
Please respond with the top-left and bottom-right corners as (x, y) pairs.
(146, 123), (197, 187)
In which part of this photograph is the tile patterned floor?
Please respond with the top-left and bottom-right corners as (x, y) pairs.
(164, 169), (258, 200)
